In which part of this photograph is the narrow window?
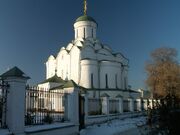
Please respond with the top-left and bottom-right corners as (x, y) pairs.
(115, 74), (118, 88)
(91, 73), (94, 88)
(105, 74), (108, 88)
(92, 28), (94, 37)
(84, 27), (86, 38)
(121, 75), (123, 89)
(124, 77), (127, 89)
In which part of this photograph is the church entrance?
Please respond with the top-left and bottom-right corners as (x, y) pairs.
(79, 95), (85, 130)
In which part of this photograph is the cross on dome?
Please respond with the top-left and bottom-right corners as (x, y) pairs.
(84, 0), (87, 15)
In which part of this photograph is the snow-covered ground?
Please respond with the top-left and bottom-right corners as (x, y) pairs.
(80, 116), (147, 135)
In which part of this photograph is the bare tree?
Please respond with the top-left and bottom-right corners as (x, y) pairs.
(146, 47), (180, 99)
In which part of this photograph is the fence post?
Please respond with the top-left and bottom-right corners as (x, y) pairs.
(65, 88), (79, 125)
(81, 93), (88, 124)
(101, 93), (109, 115)
(143, 99), (148, 110)
(137, 98), (142, 111)
(149, 99), (153, 109)
(129, 97), (134, 112)
(0, 67), (29, 135)
(116, 94), (123, 114)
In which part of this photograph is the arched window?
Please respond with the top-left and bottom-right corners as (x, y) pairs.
(105, 74), (108, 88)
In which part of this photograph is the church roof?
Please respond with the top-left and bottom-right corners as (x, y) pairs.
(40, 74), (65, 84)
(63, 80), (78, 88)
(49, 80), (86, 90)
(76, 15), (97, 23)
(0, 66), (30, 79)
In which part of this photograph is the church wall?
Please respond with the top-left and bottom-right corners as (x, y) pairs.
(121, 66), (125, 90)
(120, 66), (128, 90)
(99, 61), (123, 89)
(56, 49), (70, 80)
(100, 61), (113, 89)
(114, 63), (122, 89)
(70, 46), (81, 84)
(74, 21), (97, 39)
(80, 60), (98, 88)
(124, 67), (129, 89)
(46, 55), (56, 79)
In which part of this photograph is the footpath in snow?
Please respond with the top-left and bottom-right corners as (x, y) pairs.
(80, 116), (147, 135)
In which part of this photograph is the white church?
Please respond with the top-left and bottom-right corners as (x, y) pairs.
(38, 1), (139, 99)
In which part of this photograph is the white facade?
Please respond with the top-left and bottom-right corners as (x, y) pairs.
(45, 15), (129, 91)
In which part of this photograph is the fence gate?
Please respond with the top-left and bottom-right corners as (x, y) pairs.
(0, 79), (9, 128)
(79, 95), (85, 130)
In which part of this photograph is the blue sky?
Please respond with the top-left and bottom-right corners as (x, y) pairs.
(0, 0), (180, 90)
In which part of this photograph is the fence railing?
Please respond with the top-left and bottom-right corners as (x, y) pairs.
(25, 86), (67, 125)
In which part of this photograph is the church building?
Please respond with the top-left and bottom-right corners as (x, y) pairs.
(38, 0), (135, 98)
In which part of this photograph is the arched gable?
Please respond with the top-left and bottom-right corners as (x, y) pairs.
(66, 43), (74, 51)
(94, 43), (102, 50)
(115, 53), (129, 65)
(81, 45), (96, 59)
(97, 48), (113, 56)
(48, 55), (55, 61)
(57, 49), (68, 58)
(83, 40), (94, 48)
(74, 40), (83, 47)
(103, 45), (112, 52)
(46, 55), (56, 79)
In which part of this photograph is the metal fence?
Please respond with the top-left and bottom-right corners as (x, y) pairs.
(0, 80), (9, 128)
(25, 86), (67, 125)
(88, 98), (102, 115)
